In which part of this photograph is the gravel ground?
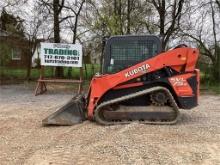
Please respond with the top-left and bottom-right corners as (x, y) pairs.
(0, 84), (220, 165)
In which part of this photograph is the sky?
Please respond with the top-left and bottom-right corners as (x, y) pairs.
(0, 0), (219, 48)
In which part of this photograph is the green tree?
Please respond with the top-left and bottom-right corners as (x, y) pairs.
(0, 43), (11, 79)
(0, 9), (25, 37)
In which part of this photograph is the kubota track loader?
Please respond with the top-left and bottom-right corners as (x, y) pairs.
(42, 35), (200, 126)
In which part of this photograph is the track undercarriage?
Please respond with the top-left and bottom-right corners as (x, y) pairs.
(94, 86), (180, 125)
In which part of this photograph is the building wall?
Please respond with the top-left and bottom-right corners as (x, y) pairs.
(0, 35), (30, 68)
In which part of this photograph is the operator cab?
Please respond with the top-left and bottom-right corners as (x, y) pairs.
(102, 35), (162, 74)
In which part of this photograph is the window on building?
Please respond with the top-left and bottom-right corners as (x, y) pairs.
(11, 48), (21, 60)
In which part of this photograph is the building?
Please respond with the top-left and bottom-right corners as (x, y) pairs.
(0, 29), (30, 68)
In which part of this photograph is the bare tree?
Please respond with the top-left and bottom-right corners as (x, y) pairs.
(216, 0), (220, 9)
(150, 0), (186, 50)
(181, 0), (220, 82)
(61, 0), (85, 77)
(210, 0), (220, 81)
(53, 0), (64, 77)
(24, 1), (48, 80)
(0, 0), (25, 12)
(39, 0), (65, 77)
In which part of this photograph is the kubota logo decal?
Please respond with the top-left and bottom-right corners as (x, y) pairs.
(125, 64), (150, 78)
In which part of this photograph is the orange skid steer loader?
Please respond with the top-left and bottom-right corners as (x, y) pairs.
(42, 35), (200, 126)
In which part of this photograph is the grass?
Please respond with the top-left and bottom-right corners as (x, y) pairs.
(0, 64), (100, 80)
(200, 71), (220, 94)
(209, 85), (220, 94)
(201, 83), (220, 94)
(1, 66), (220, 94)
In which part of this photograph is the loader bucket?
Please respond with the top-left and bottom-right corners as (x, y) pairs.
(42, 95), (86, 126)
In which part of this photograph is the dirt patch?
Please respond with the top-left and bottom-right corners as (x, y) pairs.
(0, 84), (220, 165)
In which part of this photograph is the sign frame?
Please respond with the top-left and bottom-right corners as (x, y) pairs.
(40, 42), (83, 67)
(34, 42), (83, 96)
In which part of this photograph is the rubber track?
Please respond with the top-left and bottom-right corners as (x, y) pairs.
(94, 86), (180, 125)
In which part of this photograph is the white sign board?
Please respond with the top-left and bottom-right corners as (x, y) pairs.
(40, 42), (82, 67)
